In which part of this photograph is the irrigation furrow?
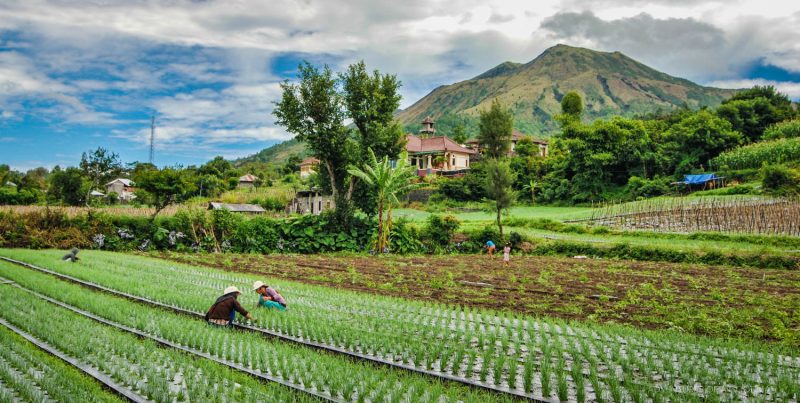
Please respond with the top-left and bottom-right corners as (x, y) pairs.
(0, 256), (549, 402)
(0, 317), (150, 403)
(1, 280), (340, 403)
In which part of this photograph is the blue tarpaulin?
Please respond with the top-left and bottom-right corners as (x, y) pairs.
(682, 173), (720, 185)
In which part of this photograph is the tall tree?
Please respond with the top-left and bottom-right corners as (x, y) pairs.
(452, 123), (468, 145)
(478, 99), (513, 159)
(561, 91), (584, 118)
(79, 147), (122, 207)
(348, 149), (421, 253)
(48, 167), (87, 206)
(341, 61), (405, 161)
(274, 62), (353, 219)
(484, 158), (515, 236)
(716, 86), (796, 143)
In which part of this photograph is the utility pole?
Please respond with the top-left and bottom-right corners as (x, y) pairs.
(149, 114), (155, 165)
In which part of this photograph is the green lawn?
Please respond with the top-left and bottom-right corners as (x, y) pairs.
(394, 205), (594, 223)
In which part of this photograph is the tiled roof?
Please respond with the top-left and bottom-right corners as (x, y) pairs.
(299, 157), (320, 166)
(239, 174), (259, 182)
(406, 135), (477, 154)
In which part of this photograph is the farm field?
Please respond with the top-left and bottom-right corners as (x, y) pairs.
(0, 249), (798, 402)
(161, 251), (800, 346)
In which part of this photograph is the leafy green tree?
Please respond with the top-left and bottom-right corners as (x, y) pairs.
(19, 167), (48, 192)
(348, 149), (421, 253)
(199, 156), (234, 179)
(717, 86), (796, 142)
(48, 167), (88, 206)
(452, 123), (468, 145)
(561, 91), (584, 118)
(478, 99), (513, 159)
(484, 158), (515, 236)
(80, 147), (122, 206)
(134, 167), (196, 219)
(282, 153), (303, 175)
(341, 61), (405, 161)
(659, 110), (742, 174)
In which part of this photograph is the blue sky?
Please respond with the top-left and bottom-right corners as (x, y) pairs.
(1, 0), (799, 171)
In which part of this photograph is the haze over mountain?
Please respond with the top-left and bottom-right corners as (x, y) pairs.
(238, 44), (738, 165)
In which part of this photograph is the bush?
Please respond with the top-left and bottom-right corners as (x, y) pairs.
(761, 165), (800, 196)
(624, 176), (672, 199)
(421, 215), (461, 253)
(763, 119), (800, 140)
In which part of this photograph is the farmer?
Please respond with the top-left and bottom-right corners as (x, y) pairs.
(503, 243), (512, 267)
(253, 281), (287, 311)
(484, 240), (496, 256)
(205, 286), (252, 326)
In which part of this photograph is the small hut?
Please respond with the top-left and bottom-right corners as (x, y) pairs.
(286, 189), (334, 215)
(238, 174), (259, 189)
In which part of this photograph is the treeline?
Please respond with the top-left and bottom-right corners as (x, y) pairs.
(0, 150), (301, 208)
(437, 86), (799, 204)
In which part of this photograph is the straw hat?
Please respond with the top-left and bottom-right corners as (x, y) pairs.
(223, 286), (241, 295)
(252, 281), (266, 291)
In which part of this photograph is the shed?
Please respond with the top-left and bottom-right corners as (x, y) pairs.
(208, 202), (266, 214)
(238, 174), (259, 189)
(672, 173), (725, 191)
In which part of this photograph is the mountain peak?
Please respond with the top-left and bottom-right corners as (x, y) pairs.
(397, 45), (736, 135)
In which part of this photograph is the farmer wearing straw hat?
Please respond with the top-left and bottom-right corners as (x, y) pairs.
(253, 281), (287, 311)
(205, 286), (252, 326)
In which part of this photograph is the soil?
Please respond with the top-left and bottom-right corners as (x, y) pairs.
(153, 251), (800, 345)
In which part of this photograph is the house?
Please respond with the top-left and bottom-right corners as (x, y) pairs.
(403, 118), (477, 177)
(208, 202), (266, 214)
(105, 178), (136, 202)
(299, 157), (320, 178)
(465, 130), (548, 157)
(286, 189), (335, 215)
(238, 174), (259, 189)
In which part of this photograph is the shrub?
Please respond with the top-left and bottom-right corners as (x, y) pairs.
(624, 176), (672, 199)
(760, 164), (800, 196)
(421, 215), (461, 252)
(763, 119), (800, 140)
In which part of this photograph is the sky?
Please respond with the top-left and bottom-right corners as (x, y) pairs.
(1, 0), (799, 171)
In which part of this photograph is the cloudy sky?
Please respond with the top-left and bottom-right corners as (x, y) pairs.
(1, 0), (799, 170)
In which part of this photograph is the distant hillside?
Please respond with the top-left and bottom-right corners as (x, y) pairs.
(398, 44), (737, 135)
(240, 44), (738, 165)
(233, 138), (307, 167)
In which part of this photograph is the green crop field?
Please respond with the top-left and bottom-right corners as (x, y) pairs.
(0, 249), (798, 402)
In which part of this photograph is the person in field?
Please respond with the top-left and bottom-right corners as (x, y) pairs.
(205, 286), (252, 326)
(484, 240), (496, 256)
(253, 281), (287, 311)
(503, 243), (511, 267)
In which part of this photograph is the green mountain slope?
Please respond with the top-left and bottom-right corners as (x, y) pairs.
(398, 44), (737, 135)
(240, 44), (738, 165)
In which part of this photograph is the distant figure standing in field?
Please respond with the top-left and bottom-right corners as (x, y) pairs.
(205, 286), (252, 326)
(253, 281), (287, 311)
(484, 240), (496, 256)
(503, 243), (511, 266)
(61, 248), (80, 263)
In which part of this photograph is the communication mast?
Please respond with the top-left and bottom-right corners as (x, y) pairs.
(149, 114), (155, 164)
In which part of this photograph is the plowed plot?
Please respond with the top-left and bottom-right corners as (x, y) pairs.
(157, 252), (800, 346)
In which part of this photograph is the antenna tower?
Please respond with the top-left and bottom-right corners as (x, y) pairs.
(149, 114), (155, 164)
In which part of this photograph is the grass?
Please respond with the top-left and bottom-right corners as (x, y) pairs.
(395, 205), (596, 223)
(2, 249), (799, 401)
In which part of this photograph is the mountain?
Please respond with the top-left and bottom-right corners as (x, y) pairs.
(234, 138), (308, 167)
(397, 44), (737, 135)
(240, 44), (738, 164)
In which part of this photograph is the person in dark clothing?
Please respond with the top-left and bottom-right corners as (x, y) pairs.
(205, 286), (252, 326)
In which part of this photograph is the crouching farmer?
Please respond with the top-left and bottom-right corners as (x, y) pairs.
(205, 286), (252, 326)
(253, 281), (287, 311)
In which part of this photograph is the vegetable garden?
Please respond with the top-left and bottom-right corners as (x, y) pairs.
(0, 249), (798, 402)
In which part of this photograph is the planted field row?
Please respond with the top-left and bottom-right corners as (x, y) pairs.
(0, 261), (504, 402)
(2, 249), (798, 402)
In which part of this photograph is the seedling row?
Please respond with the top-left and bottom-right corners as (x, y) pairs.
(1, 249), (797, 402)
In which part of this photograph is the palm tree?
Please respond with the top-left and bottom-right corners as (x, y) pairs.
(522, 179), (538, 205)
(348, 149), (422, 253)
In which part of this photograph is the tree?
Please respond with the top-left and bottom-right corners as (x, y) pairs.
(452, 123), (468, 145)
(134, 167), (195, 219)
(717, 85), (797, 142)
(561, 91), (584, 118)
(478, 99), (513, 159)
(522, 179), (538, 205)
(484, 158), (515, 236)
(660, 110), (742, 174)
(199, 156), (234, 179)
(341, 61), (405, 161)
(80, 147), (122, 207)
(275, 61), (406, 224)
(48, 167), (88, 206)
(348, 149), (421, 253)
